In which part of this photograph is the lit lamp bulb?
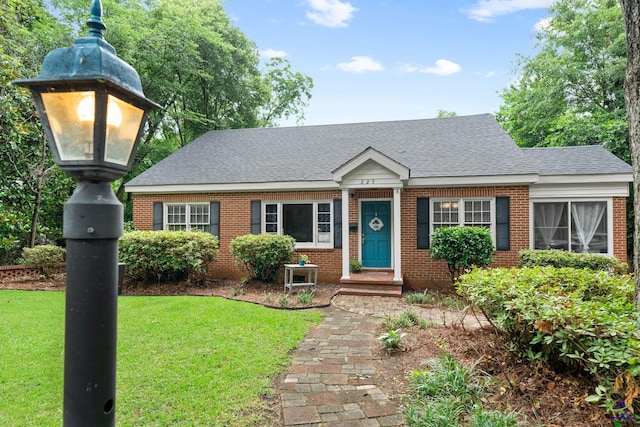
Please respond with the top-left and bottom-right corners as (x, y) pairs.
(107, 98), (122, 127)
(77, 94), (95, 122)
(77, 94), (123, 127)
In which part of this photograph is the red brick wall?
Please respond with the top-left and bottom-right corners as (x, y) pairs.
(613, 196), (628, 263)
(132, 187), (628, 285)
(133, 191), (343, 281)
(400, 186), (529, 288)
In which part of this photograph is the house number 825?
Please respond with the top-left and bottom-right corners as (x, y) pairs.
(360, 179), (375, 184)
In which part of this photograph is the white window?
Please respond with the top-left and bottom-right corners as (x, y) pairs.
(263, 201), (332, 248)
(165, 203), (210, 232)
(532, 200), (610, 254)
(432, 198), (494, 232)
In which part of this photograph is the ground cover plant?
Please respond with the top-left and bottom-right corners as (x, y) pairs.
(0, 290), (323, 426)
(405, 354), (524, 426)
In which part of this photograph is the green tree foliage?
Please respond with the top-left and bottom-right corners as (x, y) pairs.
(429, 226), (494, 283)
(497, 0), (628, 162)
(0, 0), (74, 263)
(230, 234), (295, 282)
(4, 0), (313, 259)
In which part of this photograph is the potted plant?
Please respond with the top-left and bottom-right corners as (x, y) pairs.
(299, 254), (309, 266)
(349, 260), (362, 273)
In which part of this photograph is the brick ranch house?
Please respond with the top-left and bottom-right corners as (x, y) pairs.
(126, 114), (632, 294)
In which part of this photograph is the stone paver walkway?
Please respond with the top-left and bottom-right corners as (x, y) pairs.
(278, 295), (488, 426)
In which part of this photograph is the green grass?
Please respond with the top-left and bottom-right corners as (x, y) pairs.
(0, 291), (323, 426)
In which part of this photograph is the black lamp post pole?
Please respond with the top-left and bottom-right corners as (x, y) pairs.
(11, 1), (159, 424)
(62, 181), (123, 427)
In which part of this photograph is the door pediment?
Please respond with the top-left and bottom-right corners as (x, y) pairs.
(332, 147), (409, 187)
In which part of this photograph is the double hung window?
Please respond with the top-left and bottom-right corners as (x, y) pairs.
(264, 201), (332, 248)
(165, 203), (210, 232)
(432, 198), (493, 232)
(532, 200), (609, 254)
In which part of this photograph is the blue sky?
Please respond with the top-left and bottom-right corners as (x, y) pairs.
(223, 0), (554, 126)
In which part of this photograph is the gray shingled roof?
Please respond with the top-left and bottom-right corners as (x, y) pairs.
(522, 145), (631, 175)
(126, 114), (631, 187)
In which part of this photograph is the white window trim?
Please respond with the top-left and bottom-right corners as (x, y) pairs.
(164, 202), (210, 231)
(262, 200), (333, 249)
(529, 198), (613, 256)
(430, 197), (496, 243)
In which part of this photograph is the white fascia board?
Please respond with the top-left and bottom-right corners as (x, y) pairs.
(126, 180), (339, 194)
(535, 173), (632, 185)
(407, 174), (539, 188)
(530, 181), (630, 198)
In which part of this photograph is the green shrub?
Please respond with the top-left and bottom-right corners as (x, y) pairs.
(21, 245), (65, 277)
(430, 226), (494, 282)
(349, 260), (362, 273)
(457, 267), (639, 407)
(518, 249), (627, 274)
(230, 234), (295, 282)
(119, 231), (218, 283)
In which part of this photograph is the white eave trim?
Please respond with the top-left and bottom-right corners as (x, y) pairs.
(534, 173), (632, 185)
(530, 181), (630, 198)
(126, 180), (340, 194)
(407, 174), (539, 187)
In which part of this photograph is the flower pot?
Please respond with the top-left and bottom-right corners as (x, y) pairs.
(299, 260), (305, 266)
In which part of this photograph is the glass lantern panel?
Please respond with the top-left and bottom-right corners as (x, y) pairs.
(104, 95), (144, 166)
(41, 91), (95, 161)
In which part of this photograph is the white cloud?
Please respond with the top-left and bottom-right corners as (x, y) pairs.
(336, 56), (383, 73)
(306, 0), (358, 28)
(484, 71), (496, 78)
(420, 59), (461, 76)
(396, 62), (419, 74)
(260, 48), (287, 59)
(534, 17), (551, 32)
(464, 0), (553, 22)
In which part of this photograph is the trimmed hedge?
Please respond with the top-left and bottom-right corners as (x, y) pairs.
(519, 249), (628, 274)
(21, 245), (66, 278)
(430, 226), (494, 282)
(230, 234), (295, 282)
(457, 267), (639, 409)
(119, 231), (218, 283)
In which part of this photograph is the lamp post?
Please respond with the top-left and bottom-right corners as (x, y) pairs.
(13, 1), (159, 425)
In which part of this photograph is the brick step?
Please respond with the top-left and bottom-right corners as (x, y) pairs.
(338, 284), (402, 297)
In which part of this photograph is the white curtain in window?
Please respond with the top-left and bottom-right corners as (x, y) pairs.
(534, 203), (565, 249)
(571, 202), (606, 251)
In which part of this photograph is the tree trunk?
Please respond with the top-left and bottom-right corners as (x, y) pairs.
(619, 0), (640, 308)
(29, 187), (42, 248)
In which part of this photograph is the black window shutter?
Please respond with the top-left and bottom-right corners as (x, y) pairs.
(250, 200), (261, 234)
(333, 199), (342, 249)
(153, 202), (163, 230)
(417, 198), (430, 249)
(209, 201), (220, 238)
(495, 196), (510, 251)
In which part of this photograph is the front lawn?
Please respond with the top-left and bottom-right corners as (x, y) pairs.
(0, 291), (323, 426)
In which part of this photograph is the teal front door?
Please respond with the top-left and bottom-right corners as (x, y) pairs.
(361, 201), (391, 268)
